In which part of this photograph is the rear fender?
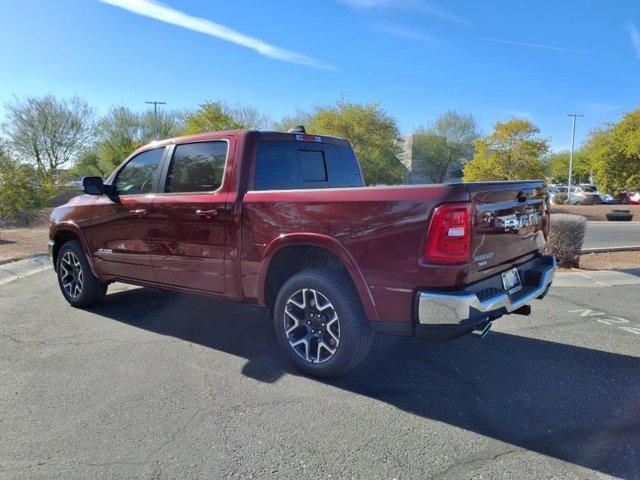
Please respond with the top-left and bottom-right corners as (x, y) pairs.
(257, 233), (380, 323)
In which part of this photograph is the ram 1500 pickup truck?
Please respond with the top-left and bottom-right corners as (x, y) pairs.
(49, 128), (555, 377)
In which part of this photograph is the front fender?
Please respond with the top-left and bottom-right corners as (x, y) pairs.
(50, 222), (100, 279)
(257, 233), (381, 323)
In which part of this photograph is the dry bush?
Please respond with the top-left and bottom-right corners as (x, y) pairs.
(546, 213), (587, 268)
(552, 192), (567, 205)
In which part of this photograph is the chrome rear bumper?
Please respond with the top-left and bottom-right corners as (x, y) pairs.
(417, 255), (555, 326)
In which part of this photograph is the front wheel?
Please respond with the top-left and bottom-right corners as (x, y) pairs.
(273, 268), (373, 378)
(56, 240), (107, 308)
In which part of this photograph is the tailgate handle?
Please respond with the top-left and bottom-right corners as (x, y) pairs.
(517, 191), (528, 203)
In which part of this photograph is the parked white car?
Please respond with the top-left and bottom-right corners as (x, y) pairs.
(548, 185), (568, 205)
(567, 185), (602, 205)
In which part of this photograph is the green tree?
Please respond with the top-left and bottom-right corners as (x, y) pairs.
(583, 109), (640, 194)
(463, 118), (548, 181)
(72, 148), (108, 178)
(274, 107), (314, 132)
(181, 101), (245, 135)
(73, 106), (183, 177)
(2, 95), (94, 177)
(306, 100), (407, 185)
(411, 111), (480, 183)
(226, 103), (273, 130)
(0, 159), (55, 224)
(141, 108), (184, 140)
(547, 150), (592, 184)
(93, 107), (147, 174)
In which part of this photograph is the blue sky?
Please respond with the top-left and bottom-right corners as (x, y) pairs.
(1, 0), (639, 150)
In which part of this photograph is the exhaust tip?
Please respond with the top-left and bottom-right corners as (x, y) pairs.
(471, 321), (492, 338)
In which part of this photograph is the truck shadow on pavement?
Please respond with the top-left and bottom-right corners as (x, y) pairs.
(94, 286), (640, 479)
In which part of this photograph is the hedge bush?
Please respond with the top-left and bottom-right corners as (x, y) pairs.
(0, 162), (55, 225)
(546, 213), (587, 268)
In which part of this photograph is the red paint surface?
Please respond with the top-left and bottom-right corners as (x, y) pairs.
(50, 131), (548, 325)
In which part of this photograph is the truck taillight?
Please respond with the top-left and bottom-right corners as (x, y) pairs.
(423, 204), (471, 264)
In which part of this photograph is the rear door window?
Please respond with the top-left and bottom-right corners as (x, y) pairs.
(254, 140), (363, 190)
(165, 141), (228, 193)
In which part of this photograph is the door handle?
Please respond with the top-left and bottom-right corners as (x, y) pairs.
(195, 208), (218, 219)
(129, 208), (147, 217)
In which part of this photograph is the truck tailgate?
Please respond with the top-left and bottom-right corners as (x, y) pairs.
(467, 181), (549, 274)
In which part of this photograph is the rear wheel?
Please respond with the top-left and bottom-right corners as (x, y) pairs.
(56, 240), (107, 308)
(273, 268), (373, 378)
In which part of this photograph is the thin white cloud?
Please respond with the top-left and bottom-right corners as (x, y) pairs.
(99, 0), (334, 70)
(339, 0), (467, 24)
(628, 23), (640, 58)
(374, 22), (439, 44)
(478, 36), (588, 54)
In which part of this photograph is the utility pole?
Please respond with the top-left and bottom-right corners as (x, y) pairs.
(566, 113), (584, 203)
(145, 101), (166, 139)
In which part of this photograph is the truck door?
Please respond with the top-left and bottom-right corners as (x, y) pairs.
(149, 140), (229, 294)
(87, 147), (166, 283)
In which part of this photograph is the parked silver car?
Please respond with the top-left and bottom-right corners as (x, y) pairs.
(567, 185), (602, 205)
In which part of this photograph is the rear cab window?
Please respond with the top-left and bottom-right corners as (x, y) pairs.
(254, 139), (364, 190)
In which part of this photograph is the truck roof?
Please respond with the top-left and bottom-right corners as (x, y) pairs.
(145, 130), (351, 149)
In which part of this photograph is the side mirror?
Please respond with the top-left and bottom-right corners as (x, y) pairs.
(82, 176), (105, 196)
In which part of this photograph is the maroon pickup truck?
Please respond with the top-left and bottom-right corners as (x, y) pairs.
(49, 128), (555, 377)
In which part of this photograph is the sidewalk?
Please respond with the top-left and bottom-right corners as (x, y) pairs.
(554, 268), (640, 287)
(0, 255), (52, 286)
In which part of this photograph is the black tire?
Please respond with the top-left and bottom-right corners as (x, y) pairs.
(273, 268), (373, 378)
(56, 240), (107, 308)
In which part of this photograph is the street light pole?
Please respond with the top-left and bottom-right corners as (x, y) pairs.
(145, 101), (167, 139)
(566, 113), (584, 203)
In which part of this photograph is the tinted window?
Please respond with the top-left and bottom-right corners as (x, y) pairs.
(115, 148), (164, 195)
(299, 150), (327, 182)
(165, 141), (227, 193)
(254, 141), (364, 190)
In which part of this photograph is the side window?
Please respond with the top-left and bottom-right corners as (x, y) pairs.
(165, 141), (228, 193)
(115, 148), (164, 195)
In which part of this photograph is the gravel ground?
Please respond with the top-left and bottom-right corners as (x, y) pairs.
(578, 250), (640, 270)
(0, 210), (51, 264)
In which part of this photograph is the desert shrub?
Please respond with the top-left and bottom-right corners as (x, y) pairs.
(552, 192), (567, 205)
(546, 213), (587, 268)
(0, 162), (55, 224)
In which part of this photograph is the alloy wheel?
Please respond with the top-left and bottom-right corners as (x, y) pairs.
(59, 251), (84, 300)
(283, 288), (340, 364)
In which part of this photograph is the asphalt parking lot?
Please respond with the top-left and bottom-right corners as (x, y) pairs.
(1, 271), (639, 479)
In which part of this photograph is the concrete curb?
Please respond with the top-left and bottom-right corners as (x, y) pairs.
(554, 268), (640, 288)
(0, 255), (52, 286)
(581, 245), (640, 254)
